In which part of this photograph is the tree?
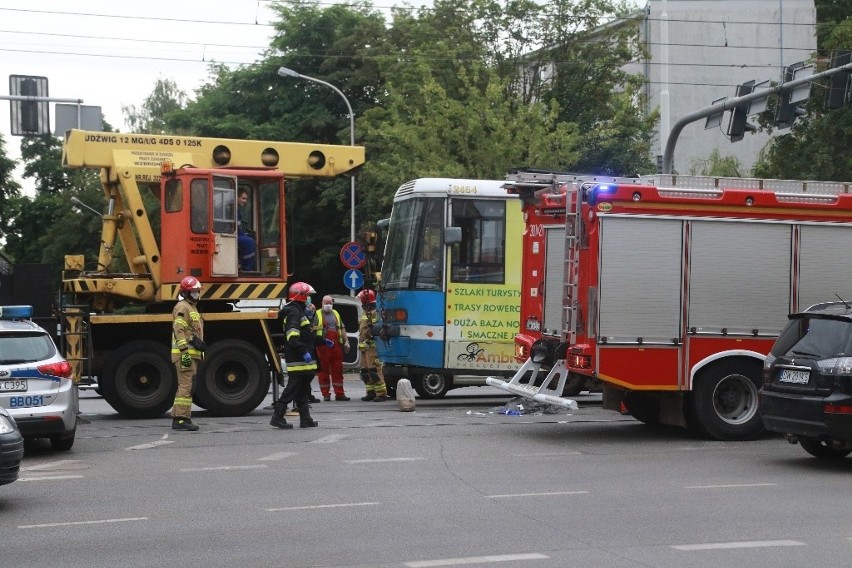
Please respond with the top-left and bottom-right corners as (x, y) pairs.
(3, 135), (103, 284)
(689, 149), (744, 177)
(0, 132), (21, 244)
(123, 78), (189, 135)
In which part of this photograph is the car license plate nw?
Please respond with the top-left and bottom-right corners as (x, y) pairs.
(0, 379), (27, 392)
(779, 369), (810, 384)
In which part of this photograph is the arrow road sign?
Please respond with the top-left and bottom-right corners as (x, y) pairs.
(343, 269), (365, 291)
(340, 241), (366, 269)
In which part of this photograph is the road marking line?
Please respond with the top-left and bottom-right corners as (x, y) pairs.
(310, 434), (347, 443)
(672, 540), (805, 551)
(18, 475), (84, 482)
(266, 502), (379, 512)
(684, 483), (777, 489)
(180, 465), (268, 472)
(345, 457), (426, 464)
(511, 452), (581, 457)
(18, 517), (148, 529)
(487, 491), (588, 498)
(258, 452), (296, 461)
(126, 436), (175, 451)
(20, 460), (82, 472)
(404, 553), (550, 566)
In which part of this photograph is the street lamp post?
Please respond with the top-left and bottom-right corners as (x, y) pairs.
(277, 67), (357, 294)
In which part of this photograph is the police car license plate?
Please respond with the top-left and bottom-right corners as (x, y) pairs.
(779, 369), (809, 384)
(0, 379), (27, 392)
(9, 395), (44, 408)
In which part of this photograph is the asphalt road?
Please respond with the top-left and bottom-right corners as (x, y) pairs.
(3, 376), (852, 568)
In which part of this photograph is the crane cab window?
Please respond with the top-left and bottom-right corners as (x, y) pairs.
(212, 176), (237, 234)
(190, 179), (209, 233)
(164, 179), (183, 212)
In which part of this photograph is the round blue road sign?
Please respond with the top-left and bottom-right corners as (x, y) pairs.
(343, 269), (365, 291)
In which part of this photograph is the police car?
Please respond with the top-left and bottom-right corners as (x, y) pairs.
(0, 306), (78, 451)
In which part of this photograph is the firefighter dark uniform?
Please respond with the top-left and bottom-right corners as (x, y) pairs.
(271, 282), (319, 429)
(171, 276), (204, 431)
(357, 289), (388, 401)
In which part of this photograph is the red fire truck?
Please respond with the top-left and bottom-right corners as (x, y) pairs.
(488, 174), (852, 440)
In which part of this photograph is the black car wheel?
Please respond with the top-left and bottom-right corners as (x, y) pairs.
(799, 437), (852, 460)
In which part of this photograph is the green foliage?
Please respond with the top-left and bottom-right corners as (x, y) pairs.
(689, 149), (744, 177)
(3, 135), (103, 288)
(0, 132), (22, 243)
(123, 78), (189, 135)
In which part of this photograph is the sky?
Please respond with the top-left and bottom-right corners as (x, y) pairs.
(0, 0), (416, 194)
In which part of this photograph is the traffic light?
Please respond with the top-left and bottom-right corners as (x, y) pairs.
(776, 63), (811, 129)
(9, 75), (50, 136)
(825, 50), (852, 110)
(727, 81), (756, 142)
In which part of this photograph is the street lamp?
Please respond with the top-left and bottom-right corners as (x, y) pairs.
(277, 67), (357, 287)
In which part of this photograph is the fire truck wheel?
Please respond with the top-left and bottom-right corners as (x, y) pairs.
(412, 372), (452, 398)
(561, 374), (585, 397)
(101, 340), (177, 419)
(194, 340), (270, 416)
(623, 391), (661, 426)
(687, 359), (763, 441)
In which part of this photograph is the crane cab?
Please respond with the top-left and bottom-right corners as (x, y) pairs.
(159, 164), (286, 284)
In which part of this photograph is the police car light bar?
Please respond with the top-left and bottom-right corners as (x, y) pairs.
(0, 305), (34, 319)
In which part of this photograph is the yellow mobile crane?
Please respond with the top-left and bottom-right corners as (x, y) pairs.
(60, 129), (365, 418)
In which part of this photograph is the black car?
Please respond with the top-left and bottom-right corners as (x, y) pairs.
(0, 405), (24, 485)
(760, 301), (852, 459)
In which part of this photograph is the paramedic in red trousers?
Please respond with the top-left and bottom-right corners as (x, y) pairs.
(270, 282), (319, 429)
(316, 295), (351, 401)
(357, 289), (389, 401)
(171, 276), (205, 431)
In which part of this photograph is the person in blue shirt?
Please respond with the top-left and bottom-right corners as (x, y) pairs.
(237, 189), (257, 272)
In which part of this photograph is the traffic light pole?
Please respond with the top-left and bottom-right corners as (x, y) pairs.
(662, 61), (852, 174)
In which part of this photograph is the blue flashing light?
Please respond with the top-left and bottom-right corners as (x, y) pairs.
(587, 183), (617, 205)
(0, 305), (33, 320)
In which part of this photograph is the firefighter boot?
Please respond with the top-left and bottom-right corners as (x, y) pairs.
(360, 369), (375, 401)
(172, 417), (199, 431)
(296, 401), (318, 428)
(270, 403), (293, 430)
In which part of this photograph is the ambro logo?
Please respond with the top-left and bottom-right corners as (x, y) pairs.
(597, 203), (613, 212)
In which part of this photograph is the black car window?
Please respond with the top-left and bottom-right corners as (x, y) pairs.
(0, 332), (56, 363)
(772, 316), (852, 358)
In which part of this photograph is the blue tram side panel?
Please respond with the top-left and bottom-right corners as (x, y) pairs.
(376, 178), (523, 398)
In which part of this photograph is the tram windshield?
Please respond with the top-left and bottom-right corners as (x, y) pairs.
(381, 198), (444, 291)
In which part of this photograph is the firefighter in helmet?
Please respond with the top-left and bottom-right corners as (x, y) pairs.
(271, 282), (320, 429)
(357, 288), (388, 401)
(171, 276), (205, 431)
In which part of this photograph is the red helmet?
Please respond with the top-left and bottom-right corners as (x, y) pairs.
(180, 276), (202, 293)
(288, 281), (316, 302)
(357, 289), (376, 305)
